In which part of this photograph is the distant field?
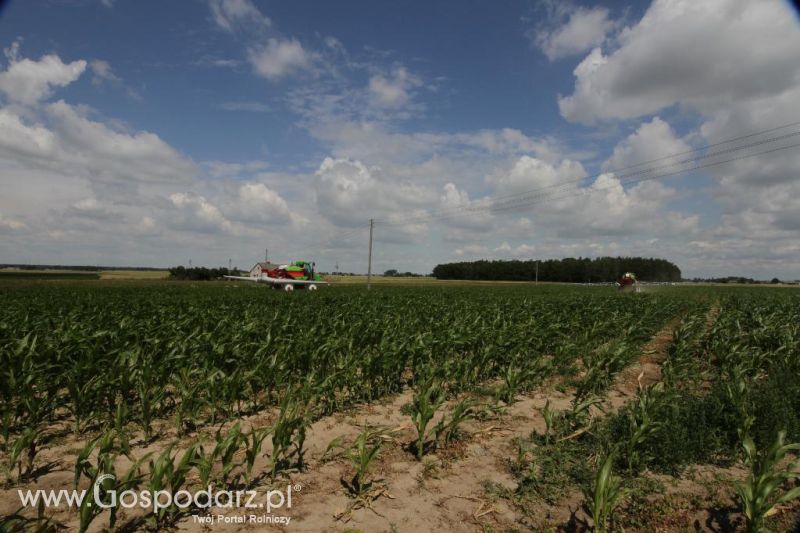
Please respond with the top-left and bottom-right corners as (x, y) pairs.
(0, 270), (100, 280)
(99, 269), (169, 280)
(0, 269), (168, 281)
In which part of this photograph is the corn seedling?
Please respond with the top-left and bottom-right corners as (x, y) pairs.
(539, 399), (556, 444)
(408, 377), (446, 460)
(434, 397), (479, 446)
(623, 383), (663, 473)
(244, 425), (271, 484)
(736, 430), (800, 533)
(325, 424), (396, 497)
(146, 443), (199, 528)
(583, 452), (626, 533)
(567, 395), (603, 432)
(269, 391), (314, 478)
(198, 423), (244, 487)
(73, 430), (149, 532)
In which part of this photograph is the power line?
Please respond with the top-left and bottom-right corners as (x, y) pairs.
(375, 129), (800, 227)
(610, 119), (800, 171)
(393, 140), (800, 224)
(372, 123), (800, 226)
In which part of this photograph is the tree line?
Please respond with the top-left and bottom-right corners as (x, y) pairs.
(168, 266), (241, 280)
(432, 257), (682, 283)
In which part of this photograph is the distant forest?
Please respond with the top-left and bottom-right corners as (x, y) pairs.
(432, 257), (682, 283)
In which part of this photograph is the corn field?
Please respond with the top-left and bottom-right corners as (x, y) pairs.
(1, 281), (798, 531)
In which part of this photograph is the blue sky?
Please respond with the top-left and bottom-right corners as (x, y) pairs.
(1, 0), (799, 278)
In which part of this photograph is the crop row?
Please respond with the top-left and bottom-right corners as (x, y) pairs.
(508, 288), (800, 531)
(0, 284), (687, 483)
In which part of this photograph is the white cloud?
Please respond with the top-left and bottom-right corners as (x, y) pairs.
(314, 157), (436, 227)
(602, 117), (690, 171)
(488, 155), (587, 196)
(0, 53), (194, 194)
(0, 105), (195, 211)
(234, 182), (291, 223)
(534, 6), (616, 61)
(439, 183), (494, 234)
(368, 66), (421, 108)
(248, 38), (314, 80)
(209, 0), (270, 33)
(558, 0), (800, 124)
(0, 45), (86, 106)
(169, 192), (234, 233)
(45, 101), (196, 189)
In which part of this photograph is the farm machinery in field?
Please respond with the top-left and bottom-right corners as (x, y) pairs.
(616, 272), (639, 292)
(268, 261), (323, 283)
(224, 260), (327, 291)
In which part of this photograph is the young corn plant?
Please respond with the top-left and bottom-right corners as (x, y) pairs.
(583, 453), (626, 533)
(5, 385), (54, 484)
(73, 429), (149, 532)
(196, 423), (244, 487)
(146, 443), (199, 529)
(325, 424), (396, 498)
(623, 383), (663, 473)
(576, 343), (630, 402)
(537, 399), (558, 444)
(269, 391), (314, 478)
(243, 426), (271, 485)
(736, 430), (800, 533)
(408, 378), (446, 460)
(567, 395), (603, 434)
(434, 397), (479, 447)
(496, 356), (550, 405)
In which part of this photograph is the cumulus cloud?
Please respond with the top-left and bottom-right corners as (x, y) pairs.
(558, 0), (800, 123)
(488, 155), (587, 196)
(314, 157), (436, 227)
(209, 0), (270, 33)
(534, 5), (617, 61)
(477, 154), (697, 242)
(248, 38), (314, 80)
(234, 182), (291, 223)
(169, 192), (234, 233)
(602, 117), (690, 171)
(0, 44), (86, 106)
(0, 104), (194, 200)
(45, 101), (196, 188)
(439, 183), (494, 234)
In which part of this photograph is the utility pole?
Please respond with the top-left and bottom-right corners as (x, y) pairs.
(265, 248), (268, 263)
(535, 260), (539, 284)
(367, 219), (374, 290)
(228, 258), (232, 272)
(189, 259), (192, 268)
